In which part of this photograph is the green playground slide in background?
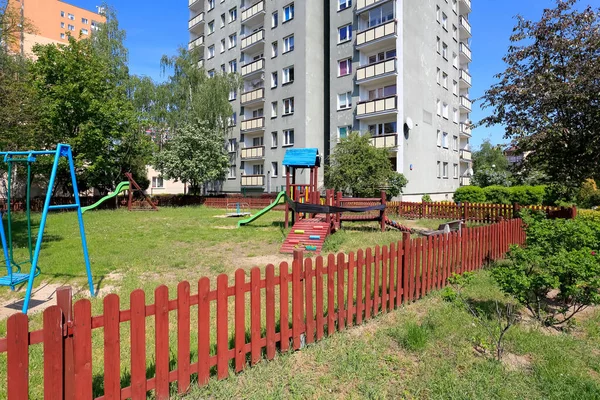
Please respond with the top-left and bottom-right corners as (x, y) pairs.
(237, 191), (287, 227)
(81, 181), (130, 214)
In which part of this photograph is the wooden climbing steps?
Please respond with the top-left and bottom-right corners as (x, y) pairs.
(280, 217), (330, 254)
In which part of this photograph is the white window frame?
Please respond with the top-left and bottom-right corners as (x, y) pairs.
(208, 45), (215, 59)
(442, 103), (449, 119)
(283, 35), (294, 53)
(271, 41), (278, 58)
(338, 58), (352, 77)
(271, 101), (278, 118)
(282, 66), (294, 84)
(272, 11), (278, 28)
(283, 3), (294, 22)
(436, 99), (441, 116)
(228, 33), (237, 48)
(442, 132), (449, 148)
(152, 176), (164, 188)
(452, 135), (459, 151)
(271, 162), (278, 177)
(228, 59), (237, 73)
(339, 0), (352, 10)
(68, 13), (74, 20)
(283, 97), (295, 115)
(443, 162), (449, 179)
(208, 20), (215, 34)
(271, 131), (278, 148)
(437, 130), (442, 147)
(338, 125), (352, 140)
(337, 92), (352, 110)
(271, 71), (278, 88)
(283, 129), (294, 146)
(453, 164), (459, 179)
(338, 24), (352, 44)
(437, 161), (441, 178)
(229, 7), (237, 23)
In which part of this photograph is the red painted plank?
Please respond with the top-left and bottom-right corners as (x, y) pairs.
(130, 289), (147, 399)
(337, 252), (346, 330)
(155, 286), (170, 399)
(388, 244), (396, 310)
(365, 248), (372, 319)
(414, 239), (421, 300)
(216, 274), (229, 379)
(304, 258), (315, 343)
(402, 233), (410, 304)
(234, 269), (246, 372)
(56, 287), (74, 400)
(374, 246), (381, 314)
(7, 313), (28, 400)
(265, 264), (276, 359)
(347, 252), (355, 327)
(43, 306), (63, 400)
(396, 242), (403, 307)
(251, 267), (262, 362)
(315, 257), (325, 340)
(73, 300), (92, 400)
(103, 294), (121, 400)
(327, 254), (336, 335)
(427, 236), (433, 294)
(177, 282), (191, 394)
(279, 262), (290, 352)
(292, 257), (302, 350)
(197, 278), (211, 386)
(356, 249), (364, 325)
(381, 245), (388, 313)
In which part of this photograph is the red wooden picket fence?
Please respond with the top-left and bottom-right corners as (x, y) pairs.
(387, 201), (577, 222)
(0, 219), (526, 400)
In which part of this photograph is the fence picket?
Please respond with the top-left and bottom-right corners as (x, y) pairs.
(279, 262), (290, 352)
(43, 306), (63, 400)
(266, 264), (276, 358)
(8, 313), (28, 400)
(305, 259), (315, 343)
(356, 250), (364, 325)
(155, 286), (170, 399)
(402, 233), (410, 304)
(337, 252), (346, 330)
(197, 277), (211, 386)
(251, 267), (262, 362)
(73, 300), (92, 400)
(315, 257), (325, 341)
(216, 274), (229, 379)
(177, 282), (191, 394)
(382, 245), (388, 313)
(235, 269), (246, 372)
(374, 246), (381, 314)
(388, 244), (396, 310)
(130, 289), (147, 399)
(327, 254), (336, 335)
(103, 294), (121, 400)
(347, 252), (355, 327)
(365, 249), (372, 319)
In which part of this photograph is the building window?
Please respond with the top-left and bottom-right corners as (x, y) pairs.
(208, 45), (215, 59)
(60, 11), (65, 17)
(68, 13), (74, 20)
(367, 84), (396, 100)
(271, 102), (278, 118)
(229, 90), (237, 101)
(452, 135), (459, 151)
(283, 97), (294, 115)
(68, 24), (75, 31)
(453, 108), (459, 123)
(208, 69), (215, 78)
(443, 162), (449, 178)
(453, 80), (458, 96)
(82, 17), (88, 24)
(282, 66), (294, 84)
(453, 25), (458, 41)
(436, 6), (440, 22)
(442, 13), (448, 30)
(220, 13), (226, 28)
(228, 33), (237, 48)
(437, 130), (442, 147)
(283, 35), (294, 53)
(61, 22), (65, 28)
(208, 0), (215, 11)
(338, 58), (352, 77)
(152, 177), (164, 188)
(453, 164), (459, 179)
(436, 99), (441, 116)
(452, 0), (458, 13)
(271, 71), (278, 88)
(337, 92), (352, 110)
(229, 111), (237, 126)
(208, 20), (215, 34)
(253, 164), (264, 175)
(271, 41), (278, 58)
(338, 126), (352, 140)
(220, 39), (225, 53)
(272, 11), (278, 28)
(283, 3), (294, 22)
(228, 139), (237, 152)
(442, 72), (448, 89)
(366, 2), (394, 28)
(437, 161), (441, 178)
(228, 166), (236, 179)
(229, 7), (237, 22)
(436, 68), (441, 85)
(442, 132), (449, 148)
(229, 60), (237, 73)
(442, 42), (448, 59)
(368, 49), (396, 64)
(60, 33), (66, 39)
(368, 122), (397, 135)
(338, 24), (352, 43)
(252, 108), (264, 118)
(271, 162), (278, 177)
(81, 28), (89, 35)
(283, 129), (295, 146)
(436, 37), (441, 53)
(271, 131), (278, 147)
(220, 64), (226, 73)
(443, 103), (449, 119)
(339, 0), (352, 10)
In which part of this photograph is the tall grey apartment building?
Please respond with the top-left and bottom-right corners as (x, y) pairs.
(188, 0), (473, 200)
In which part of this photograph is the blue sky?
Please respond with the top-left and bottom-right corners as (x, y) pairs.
(70, 0), (599, 149)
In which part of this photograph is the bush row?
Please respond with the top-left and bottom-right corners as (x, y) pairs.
(453, 185), (547, 206)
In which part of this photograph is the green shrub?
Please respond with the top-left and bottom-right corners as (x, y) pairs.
(453, 186), (486, 203)
(483, 185), (512, 204)
(509, 185), (546, 206)
(422, 194), (432, 202)
(579, 209), (600, 224)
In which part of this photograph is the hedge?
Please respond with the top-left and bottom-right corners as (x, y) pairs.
(454, 185), (547, 206)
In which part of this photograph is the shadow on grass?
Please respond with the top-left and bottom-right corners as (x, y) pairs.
(1, 218), (63, 250)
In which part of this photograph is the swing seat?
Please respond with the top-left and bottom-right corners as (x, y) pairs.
(0, 273), (32, 287)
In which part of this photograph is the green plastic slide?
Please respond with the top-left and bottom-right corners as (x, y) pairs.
(81, 181), (130, 214)
(237, 191), (287, 228)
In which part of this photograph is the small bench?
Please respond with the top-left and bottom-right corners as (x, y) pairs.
(421, 219), (464, 236)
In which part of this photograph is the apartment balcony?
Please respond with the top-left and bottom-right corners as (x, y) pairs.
(240, 87), (265, 105)
(241, 58), (265, 78)
(459, 69), (472, 87)
(241, 29), (265, 51)
(241, 1), (265, 25)
(460, 96), (472, 112)
(189, 0), (203, 12)
(460, 0), (472, 14)
(241, 116), (265, 132)
(240, 145), (265, 160)
(188, 36), (204, 51)
(356, 20), (397, 51)
(197, 59), (204, 69)
(188, 12), (205, 33)
(356, 58), (397, 84)
(459, 122), (472, 137)
(356, 0), (389, 13)
(460, 149), (472, 161)
(459, 42), (472, 63)
(241, 174), (265, 187)
(460, 176), (471, 186)
(356, 95), (397, 119)
(459, 16), (472, 39)
(369, 133), (398, 149)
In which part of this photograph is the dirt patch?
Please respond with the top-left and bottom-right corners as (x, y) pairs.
(0, 281), (68, 320)
(502, 352), (532, 372)
(213, 226), (238, 230)
(236, 254), (294, 269)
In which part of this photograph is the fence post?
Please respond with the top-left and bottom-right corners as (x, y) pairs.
(512, 203), (520, 219)
(380, 191), (386, 232)
(402, 232), (411, 304)
(420, 200), (424, 219)
(292, 250), (305, 350)
(57, 286), (74, 400)
(571, 205), (577, 219)
(336, 192), (343, 230)
(463, 201), (469, 222)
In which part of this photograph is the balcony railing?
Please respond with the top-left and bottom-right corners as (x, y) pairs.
(356, 0), (388, 12)
(459, 69), (471, 86)
(369, 133), (398, 149)
(241, 174), (265, 187)
(240, 146), (265, 160)
(460, 0), (472, 14)
(188, 36), (204, 50)
(240, 87), (265, 104)
(188, 13), (205, 30)
(356, 58), (397, 82)
(241, 29), (265, 50)
(460, 176), (471, 186)
(460, 149), (472, 161)
(241, 58), (265, 77)
(356, 20), (397, 48)
(189, 0), (202, 11)
(459, 16), (472, 37)
(241, 116), (265, 131)
(460, 96), (472, 111)
(356, 95), (397, 117)
(241, 1), (265, 22)
(459, 42), (471, 61)
(459, 122), (472, 136)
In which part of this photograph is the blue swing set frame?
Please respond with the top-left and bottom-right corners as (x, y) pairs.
(0, 144), (95, 313)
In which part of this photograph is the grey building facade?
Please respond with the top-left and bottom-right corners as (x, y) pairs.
(188, 0), (472, 200)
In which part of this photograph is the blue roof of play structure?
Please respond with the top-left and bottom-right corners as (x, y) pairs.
(282, 148), (320, 168)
